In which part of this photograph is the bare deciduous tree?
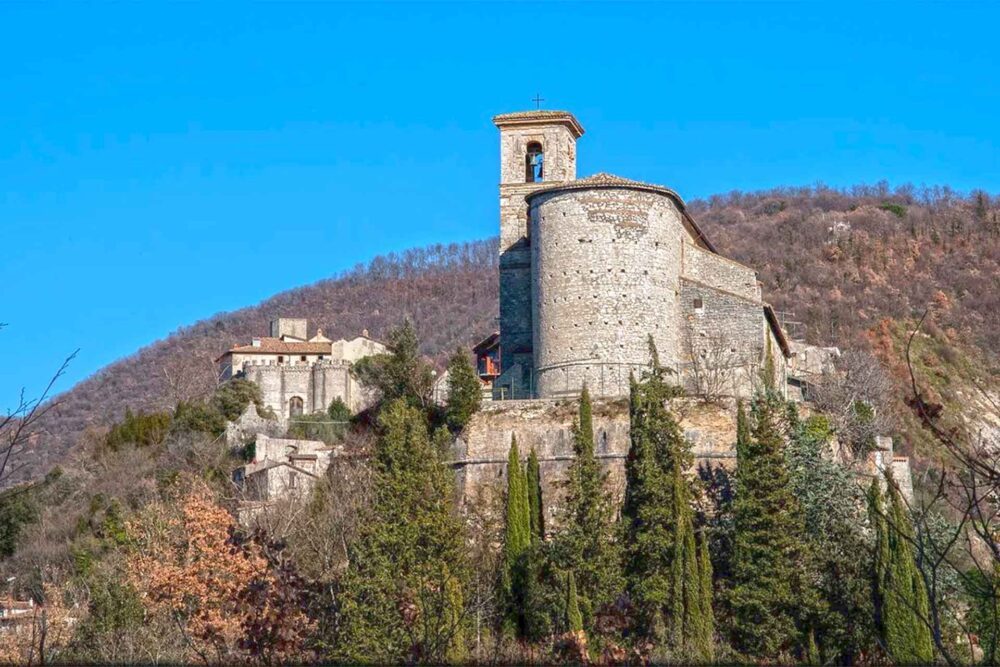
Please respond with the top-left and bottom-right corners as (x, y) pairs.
(811, 348), (895, 455)
(0, 324), (77, 487)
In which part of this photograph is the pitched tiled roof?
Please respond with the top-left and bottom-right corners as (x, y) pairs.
(224, 338), (333, 355)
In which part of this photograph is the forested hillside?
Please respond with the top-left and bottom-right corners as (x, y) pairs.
(10, 183), (999, 484)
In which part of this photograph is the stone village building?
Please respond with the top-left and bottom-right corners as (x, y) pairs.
(217, 318), (386, 418)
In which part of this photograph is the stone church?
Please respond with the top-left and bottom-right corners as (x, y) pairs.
(489, 110), (790, 401)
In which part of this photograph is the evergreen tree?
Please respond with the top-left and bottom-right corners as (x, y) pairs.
(503, 437), (531, 594)
(868, 474), (935, 664)
(566, 571), (584, 633)
(444, 348), (481, 432)
(353, 320), (435, 409)
(526, 448), (544, 541)
(552, 385), (623, 629)
(695, 529), (716, 662)
(729, 390), (808, 660)
(336, 399), (468, 663)
(787, 413), (874, 663)
(622, 358), (713, 657)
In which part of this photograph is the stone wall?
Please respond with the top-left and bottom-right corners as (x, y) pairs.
(530, 187), (689, 398)
(243, 360), (370, 418)
(452, 397), (739, 528)
(681, 241), (760, 301)
(679, 278), (788, 398)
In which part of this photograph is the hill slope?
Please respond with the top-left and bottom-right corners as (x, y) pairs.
(13, 184), (999, 484)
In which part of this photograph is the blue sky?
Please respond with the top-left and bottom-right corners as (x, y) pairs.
(2, 2), (998, 405)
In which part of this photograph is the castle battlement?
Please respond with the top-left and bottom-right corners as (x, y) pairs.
(220, 319), (386, 418)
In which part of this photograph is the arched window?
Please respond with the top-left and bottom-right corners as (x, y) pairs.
(525, 141), (544, 182)
(289, 396), (304, 417)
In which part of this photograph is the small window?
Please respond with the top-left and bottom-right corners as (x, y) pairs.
(693, 297), (704, 309)
(277, 355), (284, 364)
(318, 355), (324, 360)
(300, 355), (307, 362)
(288, 472), (297, 489)
(525, 141), (544, 182)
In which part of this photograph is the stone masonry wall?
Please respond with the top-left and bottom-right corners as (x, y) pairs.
(681, 241), (761, 301)
(497, 119), (579, 385)
(243, 361), (361, 418)
(452, 397), (739, 530)
(679, 279), (786, 398)
(530, 187), (688, 398)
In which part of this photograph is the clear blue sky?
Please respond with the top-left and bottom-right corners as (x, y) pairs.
(2, 2), (998, 406)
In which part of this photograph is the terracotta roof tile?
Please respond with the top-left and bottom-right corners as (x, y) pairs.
(224, 338), (332, 355)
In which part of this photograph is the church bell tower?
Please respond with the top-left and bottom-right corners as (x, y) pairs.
(492, 110), (584, 398)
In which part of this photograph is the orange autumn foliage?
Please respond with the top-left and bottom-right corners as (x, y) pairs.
(126, 480), (313, 663)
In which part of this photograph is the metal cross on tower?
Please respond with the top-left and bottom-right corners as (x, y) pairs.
(532, 93), (545, 109)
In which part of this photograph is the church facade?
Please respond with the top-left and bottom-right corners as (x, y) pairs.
(490, 110), (790, 400)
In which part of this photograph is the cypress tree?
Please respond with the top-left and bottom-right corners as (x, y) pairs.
(695, 529), (716, 662)
(337, 399), (468, 663)
(729, 389), (807, 659)
(552, 385), (623, 628)
(503, 437), (530, 596)
(622, 356), (713, 656)
(566, 571), (584, 633)
(526, 448), (544, 541)
(869, 473), (935, 664)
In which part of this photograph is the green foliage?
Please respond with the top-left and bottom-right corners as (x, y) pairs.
(287, 413), (344, 445)
(502, 437), (531, 635)
(526, 448), (544, 541)
(786, 410), (873, 663)
(566, 571), (583, 633)
(729, 391), (808, 660)
(444, 348), (481, 432)
(879, 202), (908, 218)
(172, 400), (227, 437)
(336, 399), (468, 663)
(213, 377), (268, 421)
(71, 576), (146, 655)
(327, 397), (352, 423)
(503, 437), (531, 584)
(103, 408), (172, 451)
(622, 365), (711, 657)
(696, 529), (716, 662)
(352, 320), (435, 409)
(868, 475), (935, 664)
(551, 386), (623, 630)
(0, 485), (40, 559)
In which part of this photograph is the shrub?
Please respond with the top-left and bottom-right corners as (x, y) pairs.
(103, 409), (172, 451)
(879, 202), (907, 218)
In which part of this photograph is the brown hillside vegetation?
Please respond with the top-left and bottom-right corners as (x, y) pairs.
(12, 183), (999, 484)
